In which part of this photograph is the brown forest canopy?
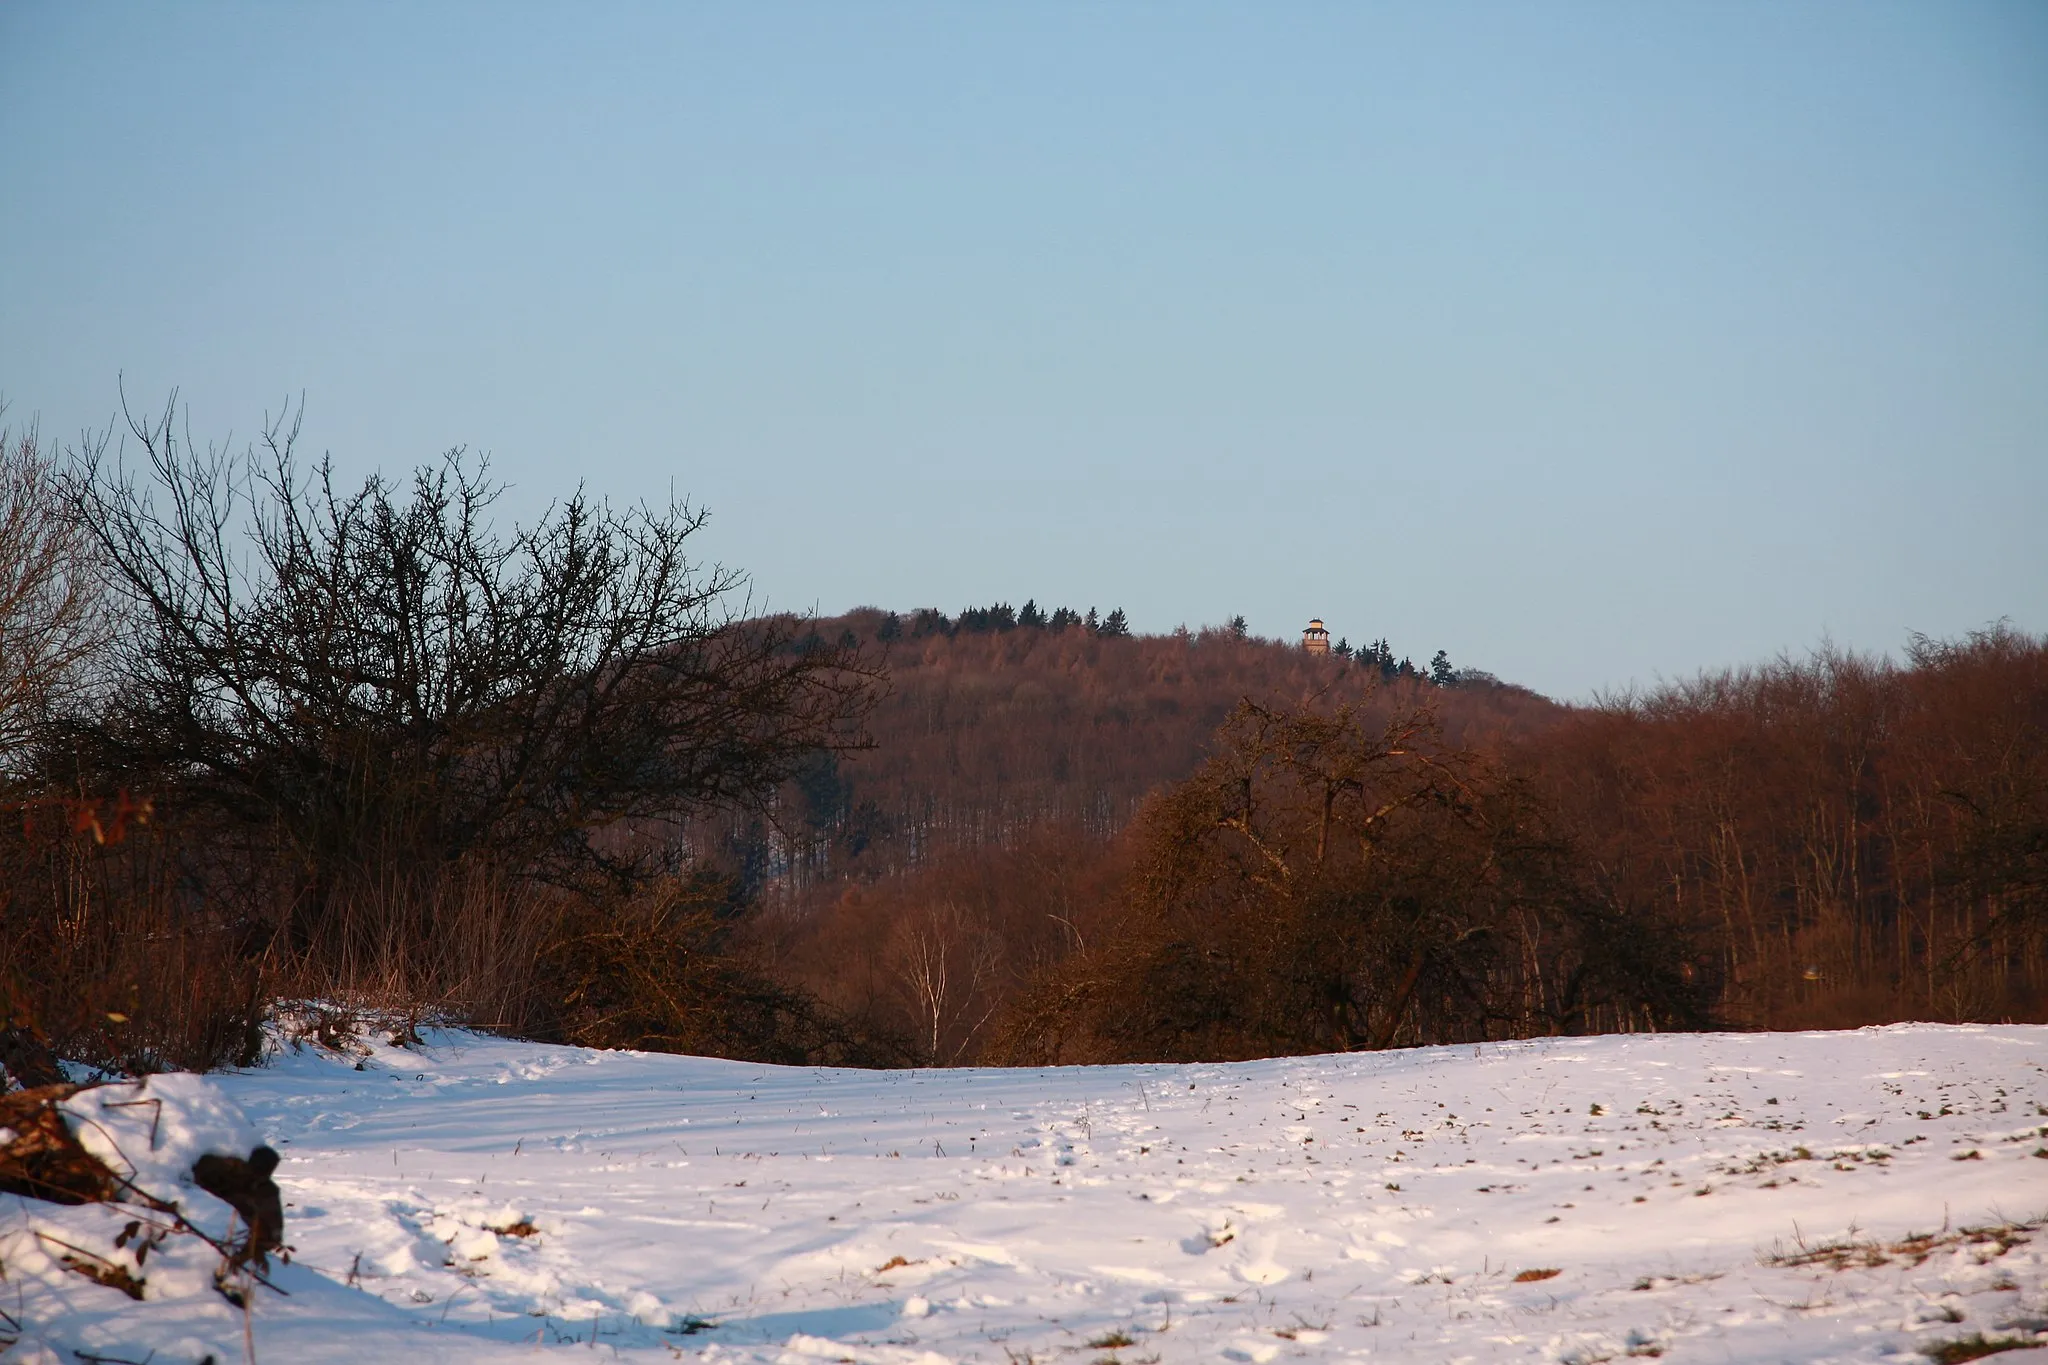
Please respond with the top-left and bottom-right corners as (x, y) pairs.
(760, 618), (2046, 1064)
(1521, 627), (2047, 1032)
(735, 607), (1561, 898)
(985, 695), (1708, 1066)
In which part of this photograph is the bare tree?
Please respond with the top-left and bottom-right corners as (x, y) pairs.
(990, 694), (1708, 1064)
(65, 393), (881, 939)
(892, 899), (1001, 1065)
(0, 408), (108, 766)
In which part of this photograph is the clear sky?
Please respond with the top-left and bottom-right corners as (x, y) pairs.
(3, 3), (2043, 699)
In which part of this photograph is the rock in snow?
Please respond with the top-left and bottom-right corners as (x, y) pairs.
(1, 1023), (2044, 1362)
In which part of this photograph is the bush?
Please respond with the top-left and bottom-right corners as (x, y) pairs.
(529, 873), (912, 1066)
(52, 396), (879, 1011)
(990, 697), (1706, 1065)
(0, 806), (266, 1081)
(0, 392), (890, 1078)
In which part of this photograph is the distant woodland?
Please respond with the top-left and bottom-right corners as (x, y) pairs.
(739, 613), (2047, 1064)
(1, 410), (2041, 1082)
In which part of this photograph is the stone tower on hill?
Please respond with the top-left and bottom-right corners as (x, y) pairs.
(1302, 619), (1330, 655)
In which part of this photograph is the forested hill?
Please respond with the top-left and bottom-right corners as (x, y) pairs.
(757, 619), (2047, 1064)
(751, 607), (1563, 894)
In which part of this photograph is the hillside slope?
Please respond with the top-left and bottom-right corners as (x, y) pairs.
(761, 613), (1562, 892)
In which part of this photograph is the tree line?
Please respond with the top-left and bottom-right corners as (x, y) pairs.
(2, 392), (2039, 1080)
(882, 602), (1132, 640)
(764, 625), (2045, 1063)
(878, 603), (1471, 688)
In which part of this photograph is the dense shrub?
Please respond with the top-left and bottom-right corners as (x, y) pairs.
(530, 873), (912, 1066)
(987, 697), (1706, 1065)
(4, 393), (892, 1082)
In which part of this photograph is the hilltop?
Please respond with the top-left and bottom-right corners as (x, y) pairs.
(756, 609), (1562, 891)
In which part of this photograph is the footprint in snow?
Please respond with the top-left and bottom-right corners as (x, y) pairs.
(1231, 1232), (1290, 1285)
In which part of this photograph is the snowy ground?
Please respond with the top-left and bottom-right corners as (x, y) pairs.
(3, 1023), (2046, 1364)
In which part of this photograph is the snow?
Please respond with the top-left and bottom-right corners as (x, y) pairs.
(4, 1023), (2046, 1362)
(61, 1072), (265, 1237)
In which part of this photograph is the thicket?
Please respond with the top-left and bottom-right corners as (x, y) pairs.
(985, 697), (1706, 1063)
(1, 396), (895, 1081)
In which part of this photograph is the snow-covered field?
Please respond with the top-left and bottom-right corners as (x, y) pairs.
(4, 1024), (2046, 1364)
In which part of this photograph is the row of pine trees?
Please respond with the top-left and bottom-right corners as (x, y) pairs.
(885, 604), (1469, 688)
(879, 602), (1132, 640)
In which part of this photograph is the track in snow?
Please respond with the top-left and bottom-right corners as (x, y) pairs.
(3, 1023), (2045, 1363)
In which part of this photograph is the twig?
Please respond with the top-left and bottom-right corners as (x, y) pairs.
(440, 1282), (476, 1322)
(96, 1175), (289, 1297)
(101, 1095), (164, 1150)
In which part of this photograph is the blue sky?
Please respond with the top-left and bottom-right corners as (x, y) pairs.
(3, 2), (2043, 698)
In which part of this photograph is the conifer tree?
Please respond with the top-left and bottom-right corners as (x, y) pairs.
(1100, 608), (1131, 638)
(956, 603), (1019, 633)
